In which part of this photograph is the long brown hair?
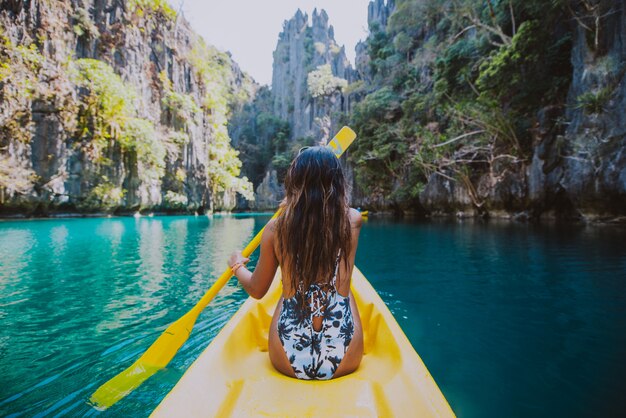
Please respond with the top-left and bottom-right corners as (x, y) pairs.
(275, 146), (352, 298)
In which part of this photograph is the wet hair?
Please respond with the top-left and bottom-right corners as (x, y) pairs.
(275, 146), (352, 300)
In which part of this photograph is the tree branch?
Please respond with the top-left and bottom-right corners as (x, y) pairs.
(433, 130), (485, 148)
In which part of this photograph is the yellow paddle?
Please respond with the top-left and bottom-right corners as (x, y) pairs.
(89, 126), (357, 410)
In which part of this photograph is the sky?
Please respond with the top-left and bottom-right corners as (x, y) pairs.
(172, 0), (372, 86)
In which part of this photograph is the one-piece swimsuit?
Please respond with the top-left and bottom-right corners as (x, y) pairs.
(277, 259), (354, 380)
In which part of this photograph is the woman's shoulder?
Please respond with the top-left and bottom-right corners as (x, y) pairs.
(265, 218), (278, 236)
(348, 208), (363, 228)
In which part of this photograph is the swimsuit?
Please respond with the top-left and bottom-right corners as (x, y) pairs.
(277, 260), (354, 380)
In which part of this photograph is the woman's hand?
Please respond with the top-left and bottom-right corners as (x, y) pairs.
(228, 251), (249, 269)
(229, 220), (279, 299)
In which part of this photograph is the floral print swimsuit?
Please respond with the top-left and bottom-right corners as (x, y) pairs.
(277, 260), (354, 380)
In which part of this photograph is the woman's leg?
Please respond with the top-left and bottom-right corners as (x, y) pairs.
(268, 297), (297, 378)
(332, 291), (364, 378)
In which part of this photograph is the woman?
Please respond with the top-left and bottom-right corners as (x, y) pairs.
(228, 146), (363, 380)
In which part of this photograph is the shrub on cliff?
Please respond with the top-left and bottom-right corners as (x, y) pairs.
(307, 64), (348, 98)
(349, 0), (573, 207)
(70, 58), (164, 184)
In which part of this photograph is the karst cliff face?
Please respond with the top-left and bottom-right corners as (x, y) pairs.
(233, 0), (626, 219)
(524, 16), (626, 219)
(271, 8), (356, 143)
(348, 0), (626, 220)
(418, 2), (626, 220)
(231, 8), (358, 210)
(8, 0), (622, 219)
(354, 0), (395, 85)
(0, 0), (255, 215)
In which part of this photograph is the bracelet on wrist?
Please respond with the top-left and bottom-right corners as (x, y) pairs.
(231, 262), (244, 276)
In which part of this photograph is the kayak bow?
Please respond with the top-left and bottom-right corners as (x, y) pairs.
(152, 267), (455, 417)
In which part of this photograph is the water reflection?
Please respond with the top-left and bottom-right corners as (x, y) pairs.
(356, 219), (626, 418)
(50, 225), (68, 259)
(96, 220), (125, 259)
(165, 218), (189, 269)
(0, 229), (34, 308)
(188, 216), (255, 299)
(137, 219), (166, 292)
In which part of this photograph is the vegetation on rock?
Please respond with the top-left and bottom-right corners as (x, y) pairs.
(128, 0), (177, 21)
(307, 64), (348, 98)
(0, 0), (255, 214)
(348, 0), (575, 211)
(71, 58), (165, 184)
(0, 29), (44, 144)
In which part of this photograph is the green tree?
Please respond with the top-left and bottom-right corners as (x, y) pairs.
(307, 64), (348, 98)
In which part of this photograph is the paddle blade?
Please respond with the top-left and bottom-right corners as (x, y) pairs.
(328, 126), (356, 157)
(90, 309), (200, 409)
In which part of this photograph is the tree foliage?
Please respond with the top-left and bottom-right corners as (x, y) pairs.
(188, 38), (255, 203)
(307, 64), (348, 98)
(0, 29), (45, 144)
(127, 0), (177, 21)
(70, 58), (165, 184)
(349, 0), (574, 206)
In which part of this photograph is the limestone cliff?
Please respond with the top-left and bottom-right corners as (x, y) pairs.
(349, 0), (626, 220)
(419, 1), (626, 220)
(355, 0), (395, 84)
(0, 0), (255, 215)
(231, 8), (357, 210)
(271, 8), (355, 142)
(526, 8), (626, 219)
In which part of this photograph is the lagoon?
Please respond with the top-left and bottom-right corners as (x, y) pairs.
(0, 215), (625, 417)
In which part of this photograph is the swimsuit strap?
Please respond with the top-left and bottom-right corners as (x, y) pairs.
(330, 251), (341, 290)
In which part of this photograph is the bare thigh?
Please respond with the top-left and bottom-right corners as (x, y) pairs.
(331, 291), (363, 378)
(269, 298), (297, 378)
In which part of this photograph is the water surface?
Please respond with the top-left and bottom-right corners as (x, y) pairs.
(0, 215), (625, 417)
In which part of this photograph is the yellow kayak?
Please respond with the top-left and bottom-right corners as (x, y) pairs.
(360, 211), (369, 217)
(152, 267), (455, 417)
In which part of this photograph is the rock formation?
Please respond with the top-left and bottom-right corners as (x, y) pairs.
(355, 0), (395, 84)
(0, 0), (255, 215)
(525, 8), (626, 219)
(271, 8), (355, 142)
(231, 8), (358, 209)
(419, 2), (626, 220)
(349, 0), (625, 220)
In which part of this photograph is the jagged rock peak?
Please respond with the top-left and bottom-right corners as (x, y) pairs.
(311, 8), (333, 46)
(271, 8), (354, 141)
(281, 8), (308, 35)
(312, 8), (329, 27)
(355, 0), (396, 84)
(368, 0), (395, 30)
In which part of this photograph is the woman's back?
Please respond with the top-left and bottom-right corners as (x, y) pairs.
(268, 205), (363, 380)
(278, 254), (354, 379)
(230, 146), (363, 380)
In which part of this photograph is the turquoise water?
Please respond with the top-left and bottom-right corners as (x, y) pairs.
(0, 215), (625, 417)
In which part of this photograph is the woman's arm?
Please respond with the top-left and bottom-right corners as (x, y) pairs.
(335, 208), (362, 295)
(347, 207), (363, 275)
(228, 219), (279, 299)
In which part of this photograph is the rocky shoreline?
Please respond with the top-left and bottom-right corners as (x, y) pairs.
(3, 208), (626, 225)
